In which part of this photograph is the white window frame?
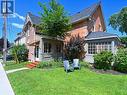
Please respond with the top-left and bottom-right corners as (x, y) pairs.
(44, 43), (52, 53)
(88, 42), (112, 54)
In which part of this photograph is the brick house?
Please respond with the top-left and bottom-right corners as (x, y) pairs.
(15, 2), (120, 63)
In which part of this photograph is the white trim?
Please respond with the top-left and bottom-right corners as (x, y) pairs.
(86, 54), (94, 56)
(85, 36), (120, 41)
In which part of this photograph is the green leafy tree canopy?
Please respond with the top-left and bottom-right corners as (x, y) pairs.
(109, 7), (127, 35)
(11, 44), (28, 63)
(120, 37), (127, 47)
(38, 0), (71, 37)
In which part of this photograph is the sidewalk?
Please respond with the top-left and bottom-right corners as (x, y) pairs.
(6, 67), (29, 74)
(0, 62), (15, 95)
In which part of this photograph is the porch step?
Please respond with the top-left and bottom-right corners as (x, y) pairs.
(26, 61), (39, 69)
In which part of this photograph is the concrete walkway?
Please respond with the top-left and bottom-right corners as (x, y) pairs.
(6, 67), (29, 74)
(0, 62), (15, 95)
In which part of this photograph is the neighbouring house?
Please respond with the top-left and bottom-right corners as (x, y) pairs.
(0, 37), (10, 52)
(14, 32), (26, 45)
(15, 2), (120, 63)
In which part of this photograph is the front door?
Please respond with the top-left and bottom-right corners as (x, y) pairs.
(34, 45), (39, 61)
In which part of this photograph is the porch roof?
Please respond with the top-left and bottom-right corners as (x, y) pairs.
(85, 32), (120, 41)
(41, 35), (64, 42)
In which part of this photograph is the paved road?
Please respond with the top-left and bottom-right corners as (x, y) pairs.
(0, 62), (15, 95)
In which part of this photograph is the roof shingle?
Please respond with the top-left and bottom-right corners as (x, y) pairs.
(85, 32), (119, 40)
(28, 12), (41, 25)
(70, 2), (100, 23)
(27, 2), (101, 25)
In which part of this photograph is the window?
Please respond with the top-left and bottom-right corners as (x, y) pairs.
(27, 25), (30, 36)
(99, 24), (102, 31)
(88, 42), (112, 54)
(91, 26), (95, 32)
(44, 43), (51, 53)
(56, 44), (62, 53)
(27, 29), (30, 36)
(35, 46), (39, 58)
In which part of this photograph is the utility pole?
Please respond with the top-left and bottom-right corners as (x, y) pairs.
(3, 13), (7, 65)
(1, 0), (14, 65)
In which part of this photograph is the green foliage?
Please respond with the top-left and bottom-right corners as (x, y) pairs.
(94, 51), (113, 70)
(120, 37), (127, 47)
(64, 35), (86, 61)
(37, 60), (63, 69)
(0, 37), (10, 52)
(109, 7), (127, 34)
(11, 44), (28, 63)
(80, 61), (90, 68)
(113, 48), (127, 73)
(0, 51), (2, 57)
(38, 0), (71, 37)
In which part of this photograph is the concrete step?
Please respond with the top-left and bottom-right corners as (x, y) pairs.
(26, 61), (40, 69)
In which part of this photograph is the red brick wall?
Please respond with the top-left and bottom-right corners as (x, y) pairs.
(92, 5), (106, 32)
(64, 5), (105, 42)
(26, 24), (36, 62)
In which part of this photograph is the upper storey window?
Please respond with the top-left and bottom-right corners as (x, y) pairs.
(99, 24), (102, 31)
(27, 25), (30, 36)
(91, 25), (95, 32)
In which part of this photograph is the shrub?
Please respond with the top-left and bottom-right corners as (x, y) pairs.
(113, 48), (127, 73)
(120, 37), (127, 48)
(94, 51), (113, 70)
(80, 61), (90, 68)
(37, 60), (63, 69)
(64, 35), (86, 61)
(11, 44), (28, 63)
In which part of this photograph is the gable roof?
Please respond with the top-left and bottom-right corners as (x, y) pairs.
(70, 2), (101, 24)
(27, 2), (101, 25)
(85, 32), (119, 40)
(28, 12), (41, 25)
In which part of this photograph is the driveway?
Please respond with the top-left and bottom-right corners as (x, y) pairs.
(0, 62), (15, 95)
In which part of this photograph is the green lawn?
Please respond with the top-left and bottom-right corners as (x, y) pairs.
(4, 61), (29, 70)
(8, 67), (127, 95)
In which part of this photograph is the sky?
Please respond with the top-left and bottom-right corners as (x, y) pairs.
(0, 0), (127, 43)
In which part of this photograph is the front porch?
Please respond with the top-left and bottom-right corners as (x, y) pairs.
(28, 36), (63, 62)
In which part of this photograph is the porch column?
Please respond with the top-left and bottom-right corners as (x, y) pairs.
(111, 41), (115, 54)
(39, 39), (43, 61)
(84, 43), (88, 54)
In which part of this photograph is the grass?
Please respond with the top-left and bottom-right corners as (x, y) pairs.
(4, 61), (29, 71)
(8, 67), (127, 95)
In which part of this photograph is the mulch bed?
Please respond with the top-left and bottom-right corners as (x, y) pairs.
(91, 68), (126, 75)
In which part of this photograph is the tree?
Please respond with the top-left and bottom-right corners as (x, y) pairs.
(109, 7), (127, 35)
(38, 0), (71, 37)
(0, 37), (10, 52)
(11, 44), (28, 63)
(120, 37), (127, 47)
